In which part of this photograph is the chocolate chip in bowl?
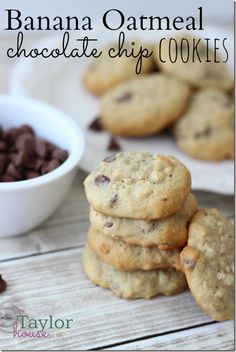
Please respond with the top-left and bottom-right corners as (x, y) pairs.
(0, 95), (84, 237)
(0, 124), (69, 182)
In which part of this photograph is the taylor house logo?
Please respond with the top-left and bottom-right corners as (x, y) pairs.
(12, 315), (74, 339)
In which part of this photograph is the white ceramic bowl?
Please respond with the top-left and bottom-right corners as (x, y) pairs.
(0, 95), (84, 237)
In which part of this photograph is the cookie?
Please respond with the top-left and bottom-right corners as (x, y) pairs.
(155, 35), (233, 91)
(84, 152), (191, 220)
(173, 89), (234, 161)
(83, 245), (187, 299)
(83, 41), (154, 96)
(100, 73), (191, 137)
(180, 208), (234, 321)
(88, 225), (183, 271)
(90, 193), (197, 250)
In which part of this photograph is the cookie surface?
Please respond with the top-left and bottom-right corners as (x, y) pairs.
(84, 152), (191, 220)
(90, 193), (197, 249)
(88, 225), (183, 271)
(83, 245), (187, 299)
(173, 89), (234, 161)
(155, 35), (233, 91)
(100, 73), (191, 136)
(180, 208), (234, 321)
(83, 42), (154, 96)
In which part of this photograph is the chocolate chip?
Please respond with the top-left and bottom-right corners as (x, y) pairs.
(42, 159), (61, 174)
(0, 141), (8, 152)
(12, 150), (27, 167)
(52, 149), (68, 162)
(193, 126), (212, 139)
(94, 175), (110, 186)
(162, 198), (168, 201)
(148, 222), (159, 232)
(0, 275), (7, 293)
(15, 133), (34, 153)
(0, 154), (8, 174)
(88, 117), (104, 132)
(35, 139), (50, 159)
(0, 125), (68, 183)
(6, 163), (22, 180)
(20, 125), (34, 135)
(104, 222), (113, 228)
(35, 158), (45, 172)
(109, 194), (118, 205)
(107, 136), (121, 151)
(116, 92), (133, 103)
(103, 154), (116, 163)
(25, 170), (40, 179)
(1, 174), (15, 182)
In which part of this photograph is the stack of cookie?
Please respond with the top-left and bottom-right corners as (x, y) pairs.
(83, 152), (198, 299)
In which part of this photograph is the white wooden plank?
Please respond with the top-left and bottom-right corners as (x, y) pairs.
(0, 248), (213, 350)
(110, 321), (234, 351)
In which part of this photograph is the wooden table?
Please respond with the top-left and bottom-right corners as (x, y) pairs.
(0, 170), (234, 350)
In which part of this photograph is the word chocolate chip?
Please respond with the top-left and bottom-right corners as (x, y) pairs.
(0, 124), (68, 182)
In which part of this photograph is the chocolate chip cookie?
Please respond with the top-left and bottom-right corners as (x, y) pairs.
(173, 89), (234, 161)
(90, 193), (197, 249)
(88, 225), (183, 271)
(100, 73), (191, 136)
(155, 34), (233, 91)
(83, 245), (187, 299)
(181, 208), (234, 321)
(84, 152), (191, 220)
(83, 42), (154, 96)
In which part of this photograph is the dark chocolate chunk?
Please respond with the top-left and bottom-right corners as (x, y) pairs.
(1, 174), (15, 182)
(0, 274), (7, 293)
(35, 139), (50, 159)
(42, 159), (61, 174)
(104, 222), (113, 228)
(0, 125), (68, 183)
(109, 194), (118, 205)
(107, 136), (121, 151)
(52, 149), (68, 162)
(193, 126), (212, 139)
(26, 170), (40, 179)
(20, 125), (34, 135)
(94, 175), (110, 186)
(6, 163), (23, 180)
(0, 154), (8, 174)
(88, 117), (104, 132)
(116, 92), (133, 103)
(0, 141), (8, 152)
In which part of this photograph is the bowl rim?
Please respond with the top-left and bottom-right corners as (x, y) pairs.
(0, 95), (85, 191)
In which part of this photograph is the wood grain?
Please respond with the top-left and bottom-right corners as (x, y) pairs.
(0, 247), (213, 350)
(109, 321), (234, 350)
